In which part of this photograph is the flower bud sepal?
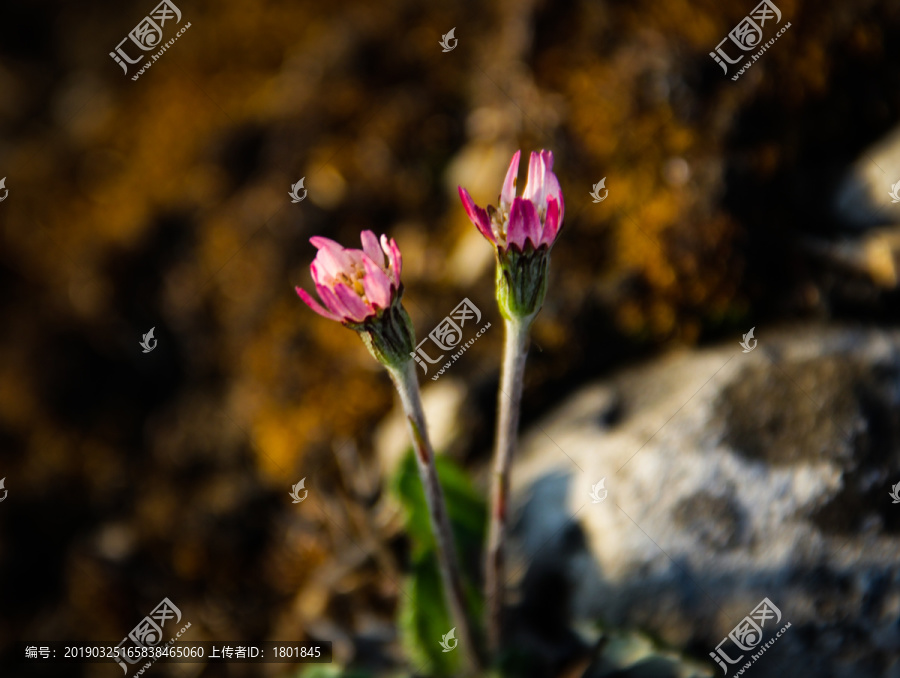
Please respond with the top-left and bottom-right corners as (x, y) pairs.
(348, 286), (416, 370)
(495, 244), (550, 322)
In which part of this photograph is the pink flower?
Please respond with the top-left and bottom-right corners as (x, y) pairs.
(296, 230), (403, 324)
(458, 150), (565, 251)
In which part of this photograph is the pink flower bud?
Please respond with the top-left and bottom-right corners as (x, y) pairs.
(296, 230), (414, 368)
(296, 230), (403, 324)
(458, 149), (564, 252)
(458, 150), (565, 319)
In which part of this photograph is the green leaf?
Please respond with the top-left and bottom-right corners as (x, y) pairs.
(398, 551), (458, 676)
(392, 450), (437, 557)
(391, 449), (487, 676)
(391, 449), (487, 563)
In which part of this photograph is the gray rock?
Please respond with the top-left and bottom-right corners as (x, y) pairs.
(510, 325), (900, 678)
(835, 124), (900, 228)
(815, 124), (900, 289)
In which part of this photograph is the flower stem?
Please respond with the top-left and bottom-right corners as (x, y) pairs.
(387, 360), (481, 674)
(485, 314), (532, 655)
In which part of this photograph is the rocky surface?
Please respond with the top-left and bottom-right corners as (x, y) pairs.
(835, 123), (900, 229)
(803, 123), (900, 290)
(509, 325), (900, 678)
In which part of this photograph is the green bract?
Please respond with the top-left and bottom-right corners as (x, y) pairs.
(495, 246), (550, 321)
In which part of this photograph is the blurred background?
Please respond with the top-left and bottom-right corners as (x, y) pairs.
(3, 0), (900, 676)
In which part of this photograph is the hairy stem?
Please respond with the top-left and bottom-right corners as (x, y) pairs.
(387, 360), (481, 674)
(485, 315), (532, 654)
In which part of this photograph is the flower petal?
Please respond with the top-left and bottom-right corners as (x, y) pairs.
(296, 286), (341, 321)
(316, 282), (351, 321)
(540, 149), (554, 172)
(380, 235), (402, 285)
(537, 150), (563, 221)
(508, 197), (541, 250)
(541, 170), (564, 223)
(334, 282), (373, 323)
(458, 186), (495, 243)
(360, 230), (384, 268)
(362, 256), (393, 310)
(310, 236), (353, 279)
(541, 196), (562, 247)
(309, 260), (331, 287)
(500, 150), (521, 210)
(521, 151), (546, 207)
